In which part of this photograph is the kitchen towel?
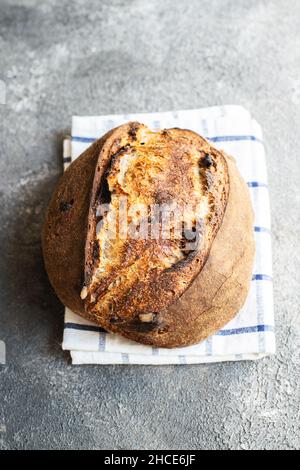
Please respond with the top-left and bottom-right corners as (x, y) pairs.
(62, 105), (275, 365)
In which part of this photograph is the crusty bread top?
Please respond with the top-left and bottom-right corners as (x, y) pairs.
(112, 153), (255, 347)
(42, 122), (254, 348)
(81, 122), (229, 332)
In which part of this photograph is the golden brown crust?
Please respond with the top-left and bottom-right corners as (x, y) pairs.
(115, 153), (255, 347)
(82, 123), (229, 331)
(42, 123), (254, 348)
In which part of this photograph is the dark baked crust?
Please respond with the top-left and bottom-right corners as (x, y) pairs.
(42, 131), (113, 319)
(42, 123), (254, 348)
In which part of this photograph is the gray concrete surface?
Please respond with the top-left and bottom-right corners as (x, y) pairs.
(0, 0), (299, 450)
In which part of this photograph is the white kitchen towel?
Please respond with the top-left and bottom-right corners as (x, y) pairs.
(62, 105), (275, 365)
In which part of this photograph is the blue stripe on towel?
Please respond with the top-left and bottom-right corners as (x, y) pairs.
(99, 332), (106, 352)
(254, 226), (271, 234)
(205, 336), (213, 355)
(65, 322), (106, 333)
(72, 135), (264, 145)
(252, 274), (273, 281)
(216, 324), (274, 336)
(247, 181), (268, 188)
(122, 353), (129, 364)
(178, 355), (187, 364)
(207, 135), (263, 145)
(72, 136), (96, 143)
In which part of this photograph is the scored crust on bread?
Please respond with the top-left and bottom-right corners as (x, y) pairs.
(42, 122), (254, 348)
(116, 152), (255, 347)
(83, 123), (229, 329)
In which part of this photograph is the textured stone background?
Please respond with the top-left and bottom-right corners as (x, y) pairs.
(0, 0), (299, 450)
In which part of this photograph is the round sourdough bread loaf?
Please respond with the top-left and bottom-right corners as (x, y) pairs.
(42, 122), (255, 348)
